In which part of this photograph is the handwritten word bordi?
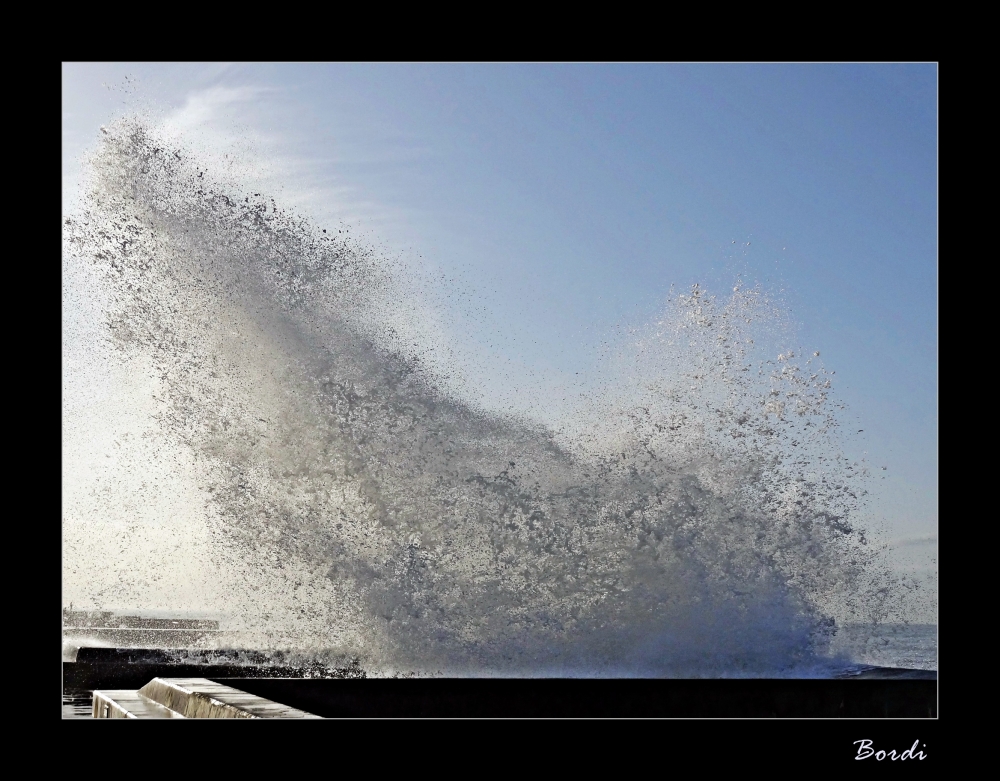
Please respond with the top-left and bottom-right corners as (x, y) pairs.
(854, 740), (927, 761)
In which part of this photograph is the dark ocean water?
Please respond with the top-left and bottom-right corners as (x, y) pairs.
(62, 696), (92, 719)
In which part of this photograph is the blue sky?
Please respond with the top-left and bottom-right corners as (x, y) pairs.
(63, 63), (937, 559)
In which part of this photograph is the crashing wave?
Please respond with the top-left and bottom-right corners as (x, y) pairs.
(62, 118), (905, 676)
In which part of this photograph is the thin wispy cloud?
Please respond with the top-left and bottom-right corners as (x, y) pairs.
(160, 85), (276, 135)
(156, 84), (416, 239)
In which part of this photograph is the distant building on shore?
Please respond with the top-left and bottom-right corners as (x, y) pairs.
(62, 607), (221, 647)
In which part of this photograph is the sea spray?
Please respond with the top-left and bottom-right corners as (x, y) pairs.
(63, 118), (905, 676)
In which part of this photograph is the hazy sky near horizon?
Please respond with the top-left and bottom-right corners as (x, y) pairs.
(62, 63), (937, 559)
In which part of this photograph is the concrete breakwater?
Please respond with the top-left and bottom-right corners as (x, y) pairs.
(62, 645), (365, 718)
(93, 677), (320, 718)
